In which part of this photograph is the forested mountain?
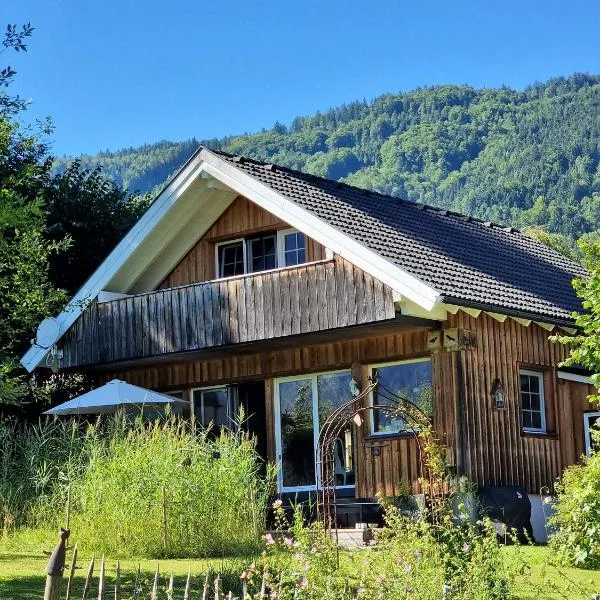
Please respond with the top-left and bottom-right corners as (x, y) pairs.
(54, 74), (600, 239)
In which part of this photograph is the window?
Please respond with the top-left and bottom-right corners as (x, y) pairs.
(215, 229), (309, 279)
(520, 370), (546, 433)
(192, 386), (236, 428)
(369, 358), (433, 435)
(278, 229), (306, 267)
(584, 412), (600, 456)
(217, 240), (245, 278)
(248, 234), (277, 273)
(275, 369), (355, 491)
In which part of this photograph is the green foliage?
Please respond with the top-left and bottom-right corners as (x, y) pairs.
(552, 239), (600, 403)
(250, 499), (511, 599)
(0, 414), (273, 558)
(45, 160), (151, 294)
(55, 74), (600, 240)
(549, 447), (600, 569)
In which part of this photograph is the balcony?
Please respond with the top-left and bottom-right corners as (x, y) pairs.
(60, 258), (395, 368)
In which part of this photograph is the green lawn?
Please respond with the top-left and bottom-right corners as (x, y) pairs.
(1, 545), (599, 599)
(0, 551), (248, 599)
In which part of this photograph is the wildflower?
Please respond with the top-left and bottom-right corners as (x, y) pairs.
(284, 537), (294, 546)
(376, 574), (386, 583)
(310, 546), (317, 554)
(462, 542), (470, 552)
(263, 533), (275, 545)
(273, 499), (283, 508)
(300, 577), (309, 588)
(404, 564), (412, 574)
(415, 550), (423, 559)
(362, 558), (370, 566)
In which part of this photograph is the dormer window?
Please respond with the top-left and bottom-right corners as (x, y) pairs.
(215, 229), (307, 278)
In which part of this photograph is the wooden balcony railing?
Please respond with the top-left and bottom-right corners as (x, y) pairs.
(60, 258), (395, 368)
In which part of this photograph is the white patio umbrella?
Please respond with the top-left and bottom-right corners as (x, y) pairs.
(43, 379), (189, 415)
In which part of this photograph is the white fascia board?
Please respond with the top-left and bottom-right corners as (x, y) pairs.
(201, 152), (441, 311)
(21, 148), (209, 372)
(557, 371), (595, 386)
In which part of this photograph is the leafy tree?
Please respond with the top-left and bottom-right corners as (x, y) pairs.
(45, 160), (151, 294)
(0, 101), (67, 405)
(552, 238), (600, 404)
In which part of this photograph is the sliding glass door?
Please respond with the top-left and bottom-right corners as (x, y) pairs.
(274, 370), (355, 493)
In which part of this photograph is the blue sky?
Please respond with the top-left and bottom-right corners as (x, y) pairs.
(5, 0), (600, 156)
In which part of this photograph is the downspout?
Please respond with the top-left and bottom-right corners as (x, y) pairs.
(452, 352), (466, 476)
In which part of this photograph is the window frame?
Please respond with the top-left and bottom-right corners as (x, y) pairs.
(277, 228), (306, 268)
(214, 238), (246, 279)
(190, 385), (235, 428)
(519, 369), (547, 434)
(584, 411), (600, 457)
(274, 368), (355, 493)
(247, 232), (278, 273)
(368, 357), (433, 436)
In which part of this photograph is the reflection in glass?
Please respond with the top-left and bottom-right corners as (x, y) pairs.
(372, 360), (432, 434)
(317, 371), (355, 486)
(279, 379), (315, 488)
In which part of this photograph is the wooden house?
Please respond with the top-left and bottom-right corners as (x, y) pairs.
(22, 148), (595, 539)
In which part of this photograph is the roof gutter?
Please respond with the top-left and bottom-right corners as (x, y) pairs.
(439, 295), (579, 329)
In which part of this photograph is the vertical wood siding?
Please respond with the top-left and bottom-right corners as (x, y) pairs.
(61, 258), (394, 368)
(159, 195), (326, 288)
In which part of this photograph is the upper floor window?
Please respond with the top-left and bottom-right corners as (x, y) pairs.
(248, 234), (277, 273)
(278, 229), (306, 267)
(369, 358), (433, 435)
(520, 369), (546, 434)
(216, 229), (307, 278)
(217, 240), (245, 278)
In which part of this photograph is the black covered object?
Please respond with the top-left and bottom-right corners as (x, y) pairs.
(478, 485), (534, 543)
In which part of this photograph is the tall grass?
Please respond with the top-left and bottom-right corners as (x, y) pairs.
(0, 413), (273, 558)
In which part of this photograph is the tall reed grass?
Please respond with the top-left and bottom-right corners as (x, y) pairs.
(0, 413), (273, 558)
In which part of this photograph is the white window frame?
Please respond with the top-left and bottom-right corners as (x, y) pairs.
(191, 385), (236, 428)
(214, 238), (246, 279)
(519, 369), (547, 434)
(277, 228), (306, 268)
(274, 368), (354, 493)
(368, 357), (432, 436)
(584, 411), (600, 457)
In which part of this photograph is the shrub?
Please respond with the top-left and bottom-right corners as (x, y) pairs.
(247, 498), (512, 600)
(549, 446), (600, 568)
(0, 413), (273, 558)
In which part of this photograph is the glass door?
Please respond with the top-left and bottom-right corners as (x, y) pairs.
(274, 370), (355, 493)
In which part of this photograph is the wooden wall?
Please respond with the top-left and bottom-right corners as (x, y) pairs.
(159, 195), (326, 288)
(91, 308), (594, 498)
(447, 311), (593, 495)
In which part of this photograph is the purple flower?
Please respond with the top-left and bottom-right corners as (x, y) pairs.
(300, 577), (309, 589)
(462, 542), (470, 552)
(283, 537), (294, 546)
(404, 564), (412, 574)
(272, 499), (283, 508)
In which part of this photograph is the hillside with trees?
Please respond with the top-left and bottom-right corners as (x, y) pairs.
(54, 74), (600, 241)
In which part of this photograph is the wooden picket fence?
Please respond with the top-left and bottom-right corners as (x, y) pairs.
(43, 531), (258, 600)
